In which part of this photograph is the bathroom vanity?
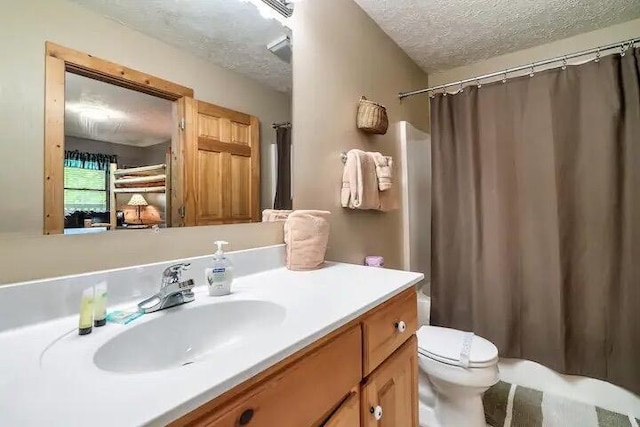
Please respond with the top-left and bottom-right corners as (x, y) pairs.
(0, 245), (423, 426)
(174, 287), (418, 426)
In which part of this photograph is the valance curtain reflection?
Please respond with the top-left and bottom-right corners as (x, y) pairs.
(430, 49), (640, 393)
(64, 150), (117, 170)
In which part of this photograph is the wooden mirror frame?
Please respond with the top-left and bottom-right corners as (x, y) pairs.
(43, 42), (194, 235)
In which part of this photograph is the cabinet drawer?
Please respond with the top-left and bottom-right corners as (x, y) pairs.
(193, 325), (362, 427)
(362, 289), (417, 376)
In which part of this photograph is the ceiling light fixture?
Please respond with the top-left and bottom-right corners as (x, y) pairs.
(66, 103), (124, 122)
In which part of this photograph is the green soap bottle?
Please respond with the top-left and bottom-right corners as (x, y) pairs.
(78, 287), (94, 335)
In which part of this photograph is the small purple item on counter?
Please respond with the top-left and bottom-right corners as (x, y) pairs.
(365, 256), (384, 267)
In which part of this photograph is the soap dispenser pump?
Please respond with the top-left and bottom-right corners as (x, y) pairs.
(206, 240), (234, 296)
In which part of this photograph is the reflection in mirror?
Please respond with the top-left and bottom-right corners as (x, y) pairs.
(63, 73), (173, 234)
(24, 0), (294, 236)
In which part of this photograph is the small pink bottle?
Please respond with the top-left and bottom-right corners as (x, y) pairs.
(365, 256), (384, 267)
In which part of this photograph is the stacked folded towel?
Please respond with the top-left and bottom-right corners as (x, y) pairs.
(284, 210), (331, 271)
(262, 209), (293, 222)
(341, 149), (397, 211)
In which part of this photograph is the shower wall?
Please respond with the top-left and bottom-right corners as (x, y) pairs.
(399, 121), (431, 292)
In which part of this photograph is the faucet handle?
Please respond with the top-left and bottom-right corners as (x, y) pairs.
(162, 263), (191, 285)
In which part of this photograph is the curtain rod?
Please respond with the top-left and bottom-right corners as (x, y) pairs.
(398, 37), (640, 100)
(272, 121), (291, 128)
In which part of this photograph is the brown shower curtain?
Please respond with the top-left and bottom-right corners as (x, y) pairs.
(274, 126), (292, 210)
(430, 49), (640, 394)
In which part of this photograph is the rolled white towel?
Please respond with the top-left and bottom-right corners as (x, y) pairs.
(373, 153), (393, 191)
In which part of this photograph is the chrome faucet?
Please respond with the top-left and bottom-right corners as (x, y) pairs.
(138, 263), (195, 313)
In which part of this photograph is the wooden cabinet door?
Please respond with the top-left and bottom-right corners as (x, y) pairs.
(361, 335), (418, 427)
(322, 389), (360, 427)
(176, 97), (260, 226)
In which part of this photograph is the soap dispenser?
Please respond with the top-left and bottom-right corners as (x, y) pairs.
(206, 240), (234, 296)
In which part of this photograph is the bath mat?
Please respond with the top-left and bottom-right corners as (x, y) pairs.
(483, 381), (640, 427)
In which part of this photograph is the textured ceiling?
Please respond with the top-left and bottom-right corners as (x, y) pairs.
(71, 0), (292, 92)
(65, 73), (173, 147)
(354, 0), (640, 72)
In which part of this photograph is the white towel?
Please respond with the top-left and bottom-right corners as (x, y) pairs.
(372, 152), (393, 191)
(341, 149), (397, 211)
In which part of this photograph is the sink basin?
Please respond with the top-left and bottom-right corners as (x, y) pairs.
(93, 300), (286, 374)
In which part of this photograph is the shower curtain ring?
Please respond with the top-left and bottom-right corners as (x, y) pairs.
(428, 90), (434, 99)
(459, 82), (464, 93)
(476, 79), (482, 88)
(621, 44), (627, 57)
(502, 72), (507, 83)
(561, 57), (567, 70)
(595, 49), (601, 63)
(529, 65), (535, 77)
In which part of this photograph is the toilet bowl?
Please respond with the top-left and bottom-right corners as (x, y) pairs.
(416, 325), (499, 427)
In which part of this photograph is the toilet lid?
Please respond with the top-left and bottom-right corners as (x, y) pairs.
(417, 326), (498, 368)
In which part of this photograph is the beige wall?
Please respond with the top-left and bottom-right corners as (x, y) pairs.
(0, 0), (291, 236)
(0, 0), (289, 284)
(0, 223), (283, 284)
(430, 18), (640, 86)
(291, 0), (429, 269)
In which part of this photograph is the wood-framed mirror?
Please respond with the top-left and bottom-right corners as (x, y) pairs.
(1, 0), (292, 238)
(44, 43), (262, 235)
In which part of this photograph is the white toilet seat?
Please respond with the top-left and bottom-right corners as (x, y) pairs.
(416, 325), (499, 387)
(417, 326), (499, 368)
(418, 348), (498, 369)
(418, 352), (500, 388)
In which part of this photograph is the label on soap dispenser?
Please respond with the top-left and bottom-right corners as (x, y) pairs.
(209, 267), (226, 282)
(206, 267), (230, 296)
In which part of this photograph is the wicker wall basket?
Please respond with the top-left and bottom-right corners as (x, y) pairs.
(357, 96), (389, 135)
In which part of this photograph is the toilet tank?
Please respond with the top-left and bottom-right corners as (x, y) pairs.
(417, 290), (431, 327)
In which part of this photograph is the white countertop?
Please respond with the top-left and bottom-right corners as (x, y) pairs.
(0, 260), (422, 426)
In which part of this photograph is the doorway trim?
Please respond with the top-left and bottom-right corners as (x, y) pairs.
(44, 42), (194, 235)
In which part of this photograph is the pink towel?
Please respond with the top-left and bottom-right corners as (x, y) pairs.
(262, 209), (293, 222)
(284, 210), (331, 271)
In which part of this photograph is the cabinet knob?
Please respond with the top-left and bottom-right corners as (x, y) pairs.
(395, 320), (407, 333)
(238, 408), (254, 425)
(370, 405), (383, 420)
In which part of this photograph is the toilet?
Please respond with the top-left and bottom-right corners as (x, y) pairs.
(416, 293), (499, 427)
